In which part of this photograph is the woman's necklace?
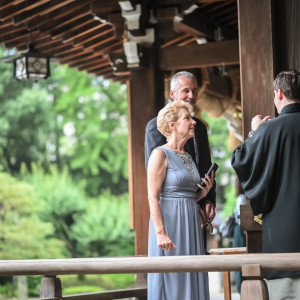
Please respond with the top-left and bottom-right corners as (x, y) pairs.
(173, 152), (198, 184)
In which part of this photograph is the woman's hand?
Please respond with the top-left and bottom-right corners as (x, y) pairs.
(196, 171), (214, 201)
(157, 232), (177, 251)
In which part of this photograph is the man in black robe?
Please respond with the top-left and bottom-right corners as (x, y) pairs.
(144, 71), (216, 223)
(231, 69), (300, 299)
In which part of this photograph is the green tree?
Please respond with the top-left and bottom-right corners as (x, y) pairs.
(48, 65), (128, 195)
(21, 164), (134, 258)
(0, 88), (56, 173)
(21, 164), (86, 258)
(1, 47), (129, 196)
(0, 171), (65, 259)
(69, 190), (134, 257)
(0, 47), (57, 173)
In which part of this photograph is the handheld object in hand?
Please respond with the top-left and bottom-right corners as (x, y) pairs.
(199, 163), (218, 187)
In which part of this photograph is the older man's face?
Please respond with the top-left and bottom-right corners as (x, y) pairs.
(170, 76), (198, 107)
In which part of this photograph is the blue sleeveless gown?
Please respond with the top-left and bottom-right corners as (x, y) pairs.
(148, 147), (210, 300)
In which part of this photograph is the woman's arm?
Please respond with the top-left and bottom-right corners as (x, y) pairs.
(147, 148), (176, 251)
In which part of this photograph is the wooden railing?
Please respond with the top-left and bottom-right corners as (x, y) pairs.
(1, 253), (300, 300)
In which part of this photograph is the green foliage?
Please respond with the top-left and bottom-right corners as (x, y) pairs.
(49, 65), (129, 195)
(63, 285), (103, 295)
(21, 164), (134, 258)
(100, 274), (135, 289)
(201, 112), (235, 203)
(0, 281), (15, 298)
(69, 190), (135, 257)
(0, 88), (56, 172)
(1, 46), (129, 196)
(21, 164), (86, 258)
(0, 172), (65, 260)
(59, 274), (135, 294)
(222, 184), (236, 218)
(27, 276), (43, 297)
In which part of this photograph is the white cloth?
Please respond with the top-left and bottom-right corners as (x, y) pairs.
(265, 276), (300, 300)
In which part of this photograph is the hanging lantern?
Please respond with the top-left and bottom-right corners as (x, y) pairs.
(3, 43), (50, 81)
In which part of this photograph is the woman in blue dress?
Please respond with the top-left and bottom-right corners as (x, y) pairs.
(147, 100), (215, 300)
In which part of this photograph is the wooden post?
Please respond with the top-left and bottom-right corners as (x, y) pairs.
(238, 0), (275, 139)
(40, 276), (62, 299)
(241, 264), (269, 300)
(240, 204), (262, 253)
(127, 47), (164, 297)
(223, 271), (232, 300)
(127, 47), (164, 256)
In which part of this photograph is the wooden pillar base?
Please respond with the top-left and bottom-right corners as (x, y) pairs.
(40, 276), (62, 299)
(241, 264), (269, 300)
(135, 273), (147, 300)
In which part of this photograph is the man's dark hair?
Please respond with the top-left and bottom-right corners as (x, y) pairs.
(274, 69), (300, 101)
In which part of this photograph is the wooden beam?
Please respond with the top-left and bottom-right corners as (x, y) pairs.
(57, 51), (92, 63)
(76, 58), (108, 71)
(68, 54), (105, 68)
(26, 2), (90, 30)
(174, 8), (215, 39)
(43, 288), (147, 300)
(90, 0), (121, 16)
(61, 22), (108, 43)
(58, 52), (93, 65)
(12, 0), (75, 25)
(73, 27), (114, 46)
(159, 40), (239, 70)
(197, 0), (231, 3)
(88, 65), (113, 75)
(0, 0), (51, 21)
(93, 40), (122, 54)
(38, 8), (91, 34)
(238, 0), (275, 139)
(79, 60), (110, 72)
(7, 33), (51, 50)
(51, 18), (95, 39)
(82, 34), (115, 51)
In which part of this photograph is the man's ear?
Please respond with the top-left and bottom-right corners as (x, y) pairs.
(277, 89), (284, 100)
(169, 89), (174, 99)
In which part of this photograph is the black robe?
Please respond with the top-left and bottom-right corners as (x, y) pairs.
(232, 103), (300, 279)
(144, 116), (216, 206)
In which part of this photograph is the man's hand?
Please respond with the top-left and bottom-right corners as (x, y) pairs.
(251, 115), (271, 131)
(204, 201), (216, 223)
(198, 201), (215, 224)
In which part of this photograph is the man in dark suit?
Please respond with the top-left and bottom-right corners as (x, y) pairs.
(144, 71), (216, 223)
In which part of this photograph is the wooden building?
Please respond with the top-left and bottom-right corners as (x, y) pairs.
(0, 0), (299, 258)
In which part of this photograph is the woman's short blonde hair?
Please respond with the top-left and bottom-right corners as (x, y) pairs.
(157, 100), (194, 138)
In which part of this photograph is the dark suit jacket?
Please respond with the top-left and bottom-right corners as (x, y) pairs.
(144, 116), (216, 205)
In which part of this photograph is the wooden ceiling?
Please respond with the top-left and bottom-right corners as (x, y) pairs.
(0, 0), (238, 82)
